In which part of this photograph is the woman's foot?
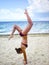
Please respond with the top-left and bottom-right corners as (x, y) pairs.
(24, 9), (28, 15)
(9, 34), (14, 40)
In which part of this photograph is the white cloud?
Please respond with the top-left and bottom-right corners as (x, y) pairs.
(27, 0), (49, 21)
(0, 8), (26, 21)
(0, 0), (49, 21)
(27, 0), (49, 12)
(38, 17), (49, 21)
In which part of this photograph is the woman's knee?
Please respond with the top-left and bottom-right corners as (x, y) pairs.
(13, 25), (17, 29)
(28, 21), (33, 27)
(30, 21), (33, 26)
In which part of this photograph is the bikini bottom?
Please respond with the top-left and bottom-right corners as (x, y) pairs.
(22, 43), (28, 48)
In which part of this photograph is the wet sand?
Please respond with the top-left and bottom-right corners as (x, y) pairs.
(0, 34), (49, 65)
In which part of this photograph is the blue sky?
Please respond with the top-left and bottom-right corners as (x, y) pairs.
(0, 0), (49, 21)
(0, 0), (28, 9)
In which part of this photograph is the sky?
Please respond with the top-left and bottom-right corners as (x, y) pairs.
(0, 0), (49, 21)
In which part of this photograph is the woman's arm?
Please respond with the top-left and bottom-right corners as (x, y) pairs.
(22, 48), (27, 64)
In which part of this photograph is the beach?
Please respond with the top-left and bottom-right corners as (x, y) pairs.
(0, 34), (49, 65)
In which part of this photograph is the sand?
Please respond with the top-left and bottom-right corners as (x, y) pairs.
(0, 34), (49, 65)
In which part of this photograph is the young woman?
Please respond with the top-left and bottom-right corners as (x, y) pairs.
(9, 9), (33, 65)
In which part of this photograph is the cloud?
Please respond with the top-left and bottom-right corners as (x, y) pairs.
(0, 8), (26, 21)
(27, 0), (49, 12)
(0, 0), (49, 21)
(27, 0), (49, 21)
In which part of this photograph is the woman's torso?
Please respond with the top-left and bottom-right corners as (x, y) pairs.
(21, 36), (27, 44)
(19, 32), (27, 44)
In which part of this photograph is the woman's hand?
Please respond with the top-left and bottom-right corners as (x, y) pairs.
(23, 59), (27, 65)
(23, 60), (27, 65)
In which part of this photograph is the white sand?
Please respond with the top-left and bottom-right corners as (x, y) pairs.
(0, 34), (49, 65)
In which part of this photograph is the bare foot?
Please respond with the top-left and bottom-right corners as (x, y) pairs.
(9, 34), (13, 40)
(24, 9), (28, 14)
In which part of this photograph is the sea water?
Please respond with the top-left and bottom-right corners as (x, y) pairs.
(0, 21), (49, 35)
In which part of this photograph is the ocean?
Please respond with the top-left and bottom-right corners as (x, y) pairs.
(0, 21), (49, 35)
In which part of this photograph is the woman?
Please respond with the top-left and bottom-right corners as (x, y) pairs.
(9, 9), (33, 65)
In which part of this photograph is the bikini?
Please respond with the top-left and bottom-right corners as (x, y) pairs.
(22, 43), (28, 48)
(19, 32), (28, 48)
(19, 32), (27, 36)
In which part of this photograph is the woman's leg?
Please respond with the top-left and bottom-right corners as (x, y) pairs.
(9, 25), (22, 40)
(22, 9), (33, 34)
(11, 25), (22, 35)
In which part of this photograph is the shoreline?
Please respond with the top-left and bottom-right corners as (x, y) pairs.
(0, 33), (49, 37)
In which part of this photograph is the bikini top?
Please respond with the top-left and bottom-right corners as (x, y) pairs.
(19, 32), (27, 37)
